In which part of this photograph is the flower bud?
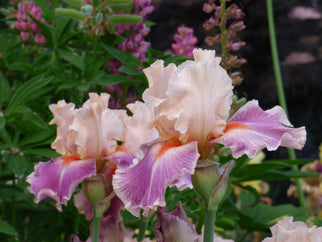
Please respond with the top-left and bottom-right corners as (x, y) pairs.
(192, 159), (234, 210)
(81, 4), (93, 16)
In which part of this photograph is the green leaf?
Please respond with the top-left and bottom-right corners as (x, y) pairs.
(5, 76), (52, 117)
(0, 219), (19, 237)
(0, 116), (5, 129)
(91, 74), (143, 86)
(118, 65), (142, 76)
(21, 148), (59, 158)
(32, 52), (53, 71)
(7, 154), (28, 176)
(10, 110), (49, 131)
(34, 0), (57, 23)
(102, 44), (142, 67)
(54, 17), (74, 45)
(29, 15), (54, 46)
(0, 185), (23, 198)
(58, 49), (85, 71)
(0, 74), (4, 110)
(20, 126), (55, 146)
(231, 170), (318, 183)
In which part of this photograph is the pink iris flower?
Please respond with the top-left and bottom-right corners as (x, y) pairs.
(112, 48), (306, 217)
(27, 93), (125, 211)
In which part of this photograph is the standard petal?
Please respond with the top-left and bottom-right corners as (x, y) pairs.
(113, 140), (199, 217)
(27, 156), (96, 211)
(70, 93), (125, 160)
(155, 49), (233, 157)
(49, 100), (76, 156)
(142, 60), (177, 109)
(213, 100), (307, 158)
(122, 101), (159, 158)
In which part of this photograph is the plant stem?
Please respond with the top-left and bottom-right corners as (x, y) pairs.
(203, 208), (216, 242)
(266, 0), (306, 207)
(137, 214), (149, 242)
(220, 0), (227, 62)
(92, 213), (102, 242)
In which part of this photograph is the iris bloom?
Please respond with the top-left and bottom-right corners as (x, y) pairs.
(112, 49), (306, 217)
(27, 93), (125, 211)
(262, 216), (322, 242)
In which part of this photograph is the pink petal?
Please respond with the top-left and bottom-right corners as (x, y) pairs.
(142, 60), (177, 109)
(213, 100), (306, 158)
(27, 156), (96, 211)
(70, 93), (125, 160)
(49, 100), (76, 156)
(152, 49), (233, 157)
(122, 101), (159, 158)
(263, 216), (322, 242)
(50, 93), (125, 161)
(154, 201), (199, 242)
(113, 140), (199, 217)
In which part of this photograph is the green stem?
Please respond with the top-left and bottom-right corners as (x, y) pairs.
(220, 0), (227, 62)
(93, 34), (98, 60)
(92, 214), (102, 242)
(203, 208), (217, 242)
(266, 0), (306, 207)
(137, 214), (149, 242)
(11, 176), (16, 242)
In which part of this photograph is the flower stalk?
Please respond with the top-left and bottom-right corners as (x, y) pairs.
(203, 208), (217, 242)
(137, 213), (150, 242)
(220, 0), (227, 62)
(92, 211), (102, 242)
(266, 0), (306, 207)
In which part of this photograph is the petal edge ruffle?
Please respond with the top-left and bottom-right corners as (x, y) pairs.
(112, 140), (199, 217)
(212, 100), (306, 158)
(27, 157), (96, 211)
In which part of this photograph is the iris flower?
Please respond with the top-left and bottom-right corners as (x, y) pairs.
(112, 49), (306, 217)
(27, 93), (125, 211)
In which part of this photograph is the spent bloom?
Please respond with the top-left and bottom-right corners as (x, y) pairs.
(14, 1), (46, 44)
(171, 25), (198, 58)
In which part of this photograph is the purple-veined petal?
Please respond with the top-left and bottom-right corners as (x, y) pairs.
(212, 100), (306, 158)
(170, 173), (193, 191)
(113, 140), (199, 217)
(154, 201), (198, 242)
(107, 150), (136, 169)
(27, 156), (96, 211)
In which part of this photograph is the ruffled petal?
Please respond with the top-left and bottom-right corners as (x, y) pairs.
(142, 60), (177, 109)
(212, 100), (306, 158)
(49, 100), (76, 156)
(153, 49), (233, 157)
(70, 93), (125, 160)
(113, 140), (199, 217)
(27, 156), (96, 211)
(122, 101), (159, 158)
